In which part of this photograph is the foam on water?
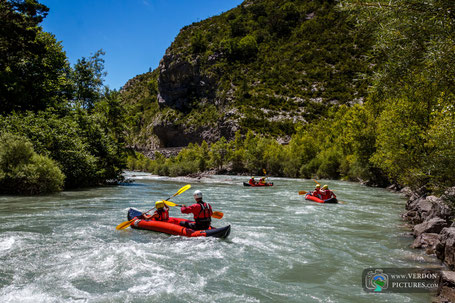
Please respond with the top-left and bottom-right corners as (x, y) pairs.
(0, 174), (438, 302)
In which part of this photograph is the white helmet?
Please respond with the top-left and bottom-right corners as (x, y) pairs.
(193, 190), (202, 199)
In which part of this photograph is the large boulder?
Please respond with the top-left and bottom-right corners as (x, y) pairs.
(413, 218), (448, 237)
(403, 196), (452, 224)
(411, 233), (440, 255)
(400, 186), (413, 198)
(436, 228), (455, 270)
(436, 271), (455, 303)
(442, 187), (455, 205)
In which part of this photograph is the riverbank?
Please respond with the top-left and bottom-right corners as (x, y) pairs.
(400, 187), (455, 302)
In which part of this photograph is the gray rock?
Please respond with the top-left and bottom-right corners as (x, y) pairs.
(152, 118), (238, 148)
(436, 271), (455, 303)
(414, 218), (448, 237)
(404, 196), (452, 224)
(442, 187), (455, 204)
(424, 196), (453, 222)
(157, 52), (217, 111)
(436, 228), (455, 270)
(400, 186), (413, 198)
(411, 233), (440, 250)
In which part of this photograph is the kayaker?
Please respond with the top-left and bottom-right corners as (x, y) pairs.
(249, 177), (257, 186)
(320, 185), (336, 200)
(259, 177), (266, 185)
(139, 201), (169, 220)
(179, 190), (213, 230)
(312, 184), (322, 198)
(151, 201), (169, 221)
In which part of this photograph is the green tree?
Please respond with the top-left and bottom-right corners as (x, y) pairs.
(0, 0), (71, 113)
(0, 132), (65, 194)
(426, 93), (455, 189)
(237, 35), (258, 60)
(209, 137), (229, 170)
(0, 111), (126, 189)
(191, 31), (208, 53)
(72, 49), (107, 111)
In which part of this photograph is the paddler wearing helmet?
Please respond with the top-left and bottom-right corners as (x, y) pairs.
(320, 184), (336, 200)
(151, 200), (170, 221)
(249, 176), (257, 186)
(179, 190), (213, 230)
(312, 184), (322, 199)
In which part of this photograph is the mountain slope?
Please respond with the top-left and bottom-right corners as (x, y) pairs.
(121, 0), (373, 149)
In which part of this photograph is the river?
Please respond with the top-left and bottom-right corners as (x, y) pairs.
(0, 173), (439, 302)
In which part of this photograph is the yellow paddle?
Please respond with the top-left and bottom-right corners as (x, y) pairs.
(115, 184), (191, 230)
(163, 200), (224, 219)
(212, 211), (224, 219)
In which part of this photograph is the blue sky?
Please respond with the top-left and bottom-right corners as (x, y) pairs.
(41, 0), (243, 90)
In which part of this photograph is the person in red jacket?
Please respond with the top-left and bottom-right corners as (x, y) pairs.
(179, 190), (213, 230)
(139, 201), (169, 221)
(249, 177), (257, 186)
(320, 185), (336, 200)
(312, 184), (322, 199)
(151, 201), (169, 221)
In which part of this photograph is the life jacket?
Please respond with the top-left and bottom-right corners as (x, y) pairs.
(155, 208), (169, 221)
(313, 189), (322, 199)
(195, 201), (212, 223)
(249, 179), (256, 185)
(321, 190), (334, 200)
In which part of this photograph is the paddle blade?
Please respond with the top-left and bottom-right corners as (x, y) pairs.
(263, 169), (267, 175)
(312, 179), (320, 185)
(298, 190), (308, 195)
(163, 200), (177, 207)
(212, 211), (223, 219)
(116, 219), (134, 230)
(173, 184), (191, 197)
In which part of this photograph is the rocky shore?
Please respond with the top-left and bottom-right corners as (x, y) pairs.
(401, 187), (455, 302)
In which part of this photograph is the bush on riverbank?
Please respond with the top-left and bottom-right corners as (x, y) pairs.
(0, 133), (65, 194)
(0, 110), (127, 189)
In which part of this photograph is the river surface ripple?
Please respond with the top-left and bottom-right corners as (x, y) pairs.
(0, 173), (439, 302)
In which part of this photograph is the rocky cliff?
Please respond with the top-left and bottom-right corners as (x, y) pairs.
(121, 0), (372, 150)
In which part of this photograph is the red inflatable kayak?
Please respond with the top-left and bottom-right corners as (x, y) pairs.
(243, 182), (273, 187)
(305, 193), (338, 204)
(127, 208), (231, 238)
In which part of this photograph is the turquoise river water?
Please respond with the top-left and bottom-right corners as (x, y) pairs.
(0, 173), (441, 302)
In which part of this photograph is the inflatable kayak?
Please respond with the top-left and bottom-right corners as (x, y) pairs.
(243, 182), (273, 187)
(305, 194), (338, 204)
(127, 208), (231, 238)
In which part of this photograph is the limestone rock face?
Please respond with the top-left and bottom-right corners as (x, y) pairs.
(157, 52), (217, 112)
(152, 117), (239, 148)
